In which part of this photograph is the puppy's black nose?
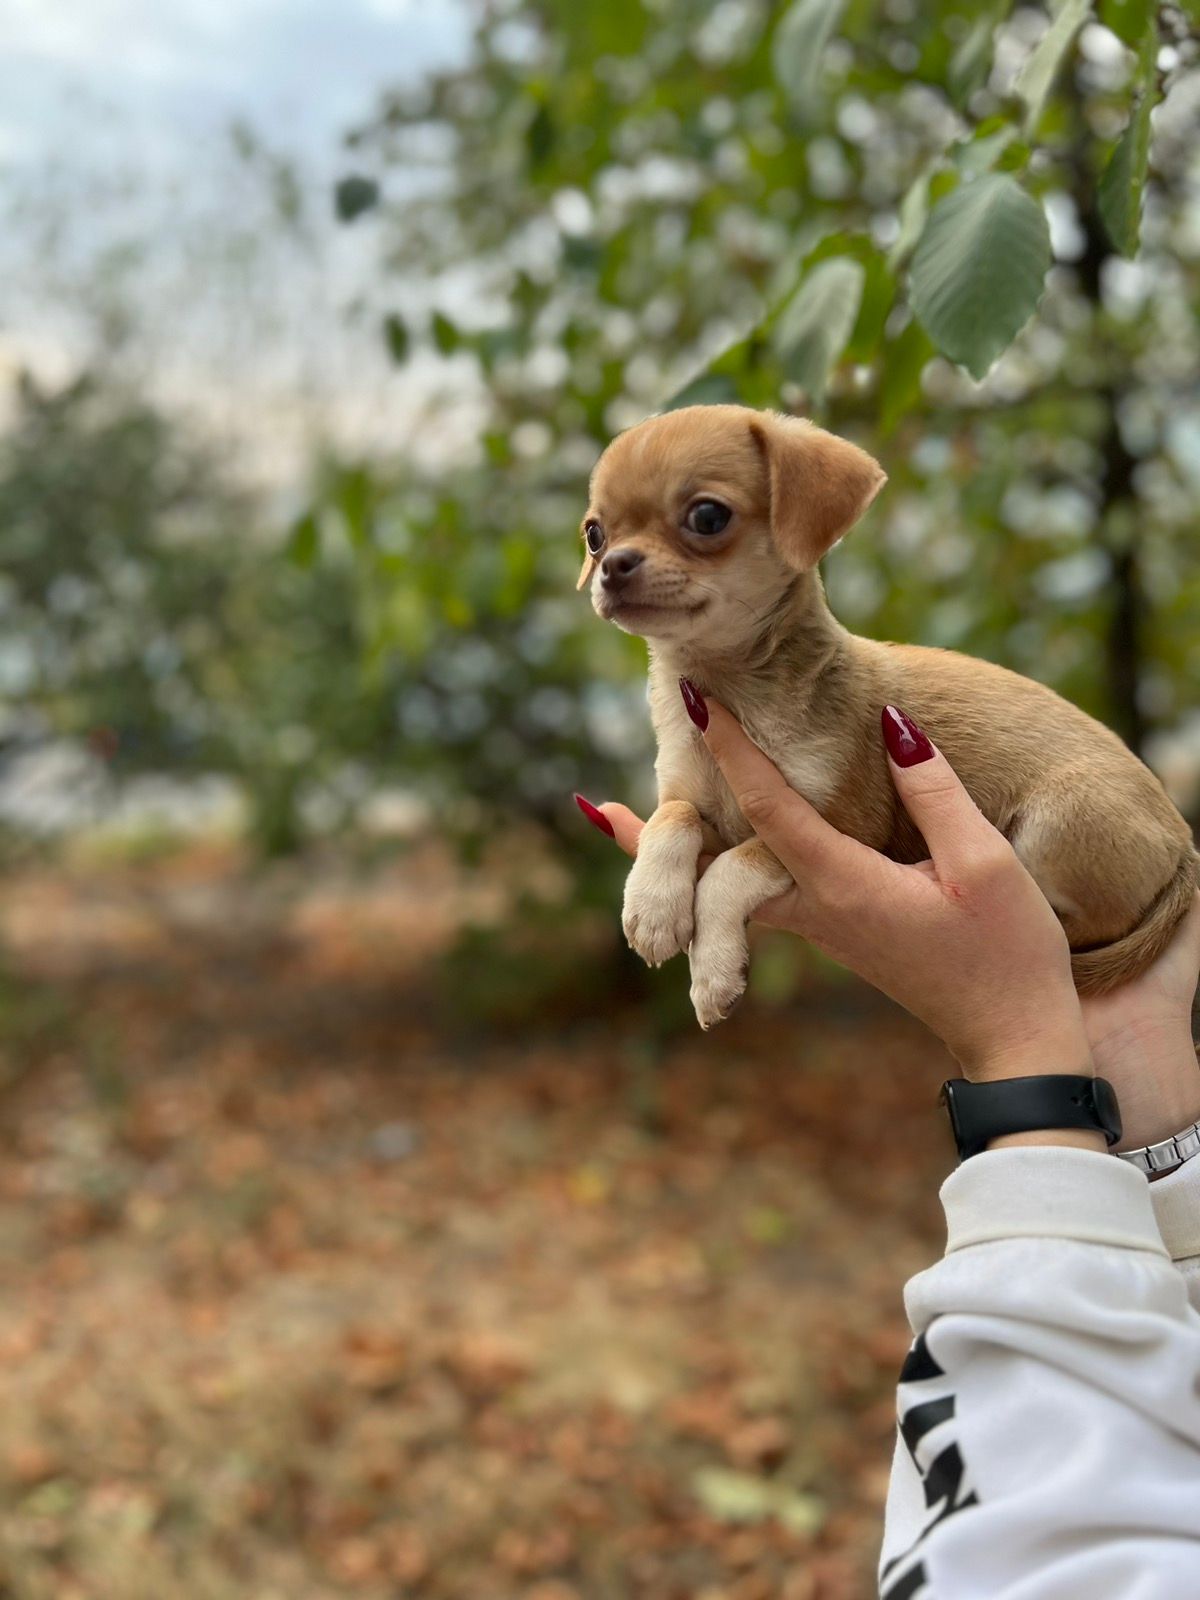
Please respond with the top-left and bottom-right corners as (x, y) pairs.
(600, 548), (644, 587)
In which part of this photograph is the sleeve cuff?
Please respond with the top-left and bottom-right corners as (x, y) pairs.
(941, 1146), (1168, 1257)
(1148, 1154), (1200, 1264)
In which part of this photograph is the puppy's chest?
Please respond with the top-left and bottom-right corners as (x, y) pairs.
(654, 695), (841, 845)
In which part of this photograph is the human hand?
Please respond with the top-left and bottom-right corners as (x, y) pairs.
(1079, 894), (1200, 1153)
(581, 702), (1094, 1088)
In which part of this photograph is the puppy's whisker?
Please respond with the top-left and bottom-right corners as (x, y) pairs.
(688, 579), (803, 667)
(690, 580), (761, 621)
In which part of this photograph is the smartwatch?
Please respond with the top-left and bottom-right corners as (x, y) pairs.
(940, 1074), (1122, 1162)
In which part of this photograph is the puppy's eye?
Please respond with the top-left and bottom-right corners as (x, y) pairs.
(685, 500), (731, 537)
(583, 520), (605, 554)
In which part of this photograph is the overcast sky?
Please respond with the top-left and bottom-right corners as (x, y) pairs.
(0, 0), (467, 171)
(0, 0), (474, 482)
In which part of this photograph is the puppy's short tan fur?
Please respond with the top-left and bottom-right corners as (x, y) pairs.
(579, 404), (1198, 1029)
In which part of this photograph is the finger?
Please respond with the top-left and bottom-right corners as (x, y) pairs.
(751, 885), (804, 931)
(880, 705), (1009, 885)
(596, 802), (643, 859)
(699, 698), (870, 882)
(586, 800), (723, 881)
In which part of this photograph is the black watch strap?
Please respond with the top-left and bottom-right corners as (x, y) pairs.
(940, 1075), (1122, 1161)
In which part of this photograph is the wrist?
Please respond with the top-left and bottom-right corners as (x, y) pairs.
(941, 1072), (1119, 1161)
(987, 1127), (1108, 1155)
(970, 1025), (1105, 1152)
(1103, 1026), (1200, 1152)
(966, 1020), (1094, 1085)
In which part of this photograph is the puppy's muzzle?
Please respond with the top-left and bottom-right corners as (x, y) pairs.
(600, 548), (645, 591)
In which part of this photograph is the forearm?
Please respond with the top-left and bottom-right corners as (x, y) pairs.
(881, 1148), (1200, 1598)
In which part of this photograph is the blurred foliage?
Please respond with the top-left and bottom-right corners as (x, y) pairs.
(328, 0), (1199, 797)
(313, 0), (1200, 1018)
(3, 1), (1199, 1029)
(0, 373), (402, 854)
(0, 956), (70, 1095)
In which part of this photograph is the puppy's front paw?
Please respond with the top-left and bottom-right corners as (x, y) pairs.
(689, 955), (749, 1030)
(687, 859), (756, 1028)
(622, 865), (694, 968)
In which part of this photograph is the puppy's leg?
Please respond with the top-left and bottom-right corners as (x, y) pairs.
(688, 839), (793, 1030)
(623, 801), (706, 967)
(1009, 789), (1175, 949)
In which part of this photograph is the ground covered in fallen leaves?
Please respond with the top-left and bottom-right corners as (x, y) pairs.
(0, 842), (952, 1600)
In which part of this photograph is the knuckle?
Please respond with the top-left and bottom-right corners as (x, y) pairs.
(909, 769), (962, 806)
(738, 787), (779, 830)
(969, 839), (1018, 887)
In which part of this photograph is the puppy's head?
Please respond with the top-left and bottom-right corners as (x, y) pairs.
(578, 404), (886, 647)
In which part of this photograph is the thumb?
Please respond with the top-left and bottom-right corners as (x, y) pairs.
(881, 705), (1005, 884)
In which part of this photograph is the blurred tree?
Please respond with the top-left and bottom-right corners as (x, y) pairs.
(3, 2), (1193, 1032)
(0, 372), (401, 853)
(333, 0), (1199, 809)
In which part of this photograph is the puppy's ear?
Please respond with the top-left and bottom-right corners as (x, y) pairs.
(750, 413), (886, 570)
(576, 549), (598, 591)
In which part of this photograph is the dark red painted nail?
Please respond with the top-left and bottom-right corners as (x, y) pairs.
(679, 677), (709, 732)
(574, 794), (615, 838)
(881, 705), (934, 767)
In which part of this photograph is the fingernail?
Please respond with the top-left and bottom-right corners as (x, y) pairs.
(574, 793), (615, 838)
(679, 677), (709, 732)
(882, 705), (934, 767)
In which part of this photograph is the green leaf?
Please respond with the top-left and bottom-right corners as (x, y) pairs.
(929, 168), (960, 205)
(1097, 39), (1158, 256)
(337, 467), (371, 548)
(443, 592), (473, 628)
(663, 318), (776, 411)
(771, 257), (864, 403)
(947, 9), (1004, 108)
(888, 170), (933, 273)
(803, 234), (894, 362)
(662, 372), (741, 411)
(383, 313), (409, 365)
(286, 511), (319, 569)
(525, 99), (555, 172)
(334, 175), (380, 222)
(483, 431), (513, 467)
(562, 236), (601, 273)
(995, 137), (1033, 173)
(1099, 0), (1152, 46)
(431, 312), (460, 356)
(910, 173), (1052, 380)
(954, 120), (1026, 179)
(846, 251), (894, 362)
(878, 319), (935, 434)
(472, 327), (522, 373)
(1014, 0), (1093, 135)
(772, 0), (846, 117)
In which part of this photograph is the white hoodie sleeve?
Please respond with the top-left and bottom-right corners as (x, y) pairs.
(879, 1148), (1200, 1600)
(1148, 1154), (1200, 1301)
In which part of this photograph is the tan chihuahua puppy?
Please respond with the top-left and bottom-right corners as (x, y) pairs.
(578, 404), (1198, 1029)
